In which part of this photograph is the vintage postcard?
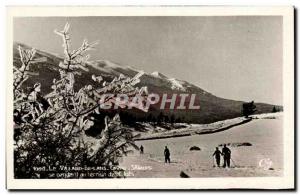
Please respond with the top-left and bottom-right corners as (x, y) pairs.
(6, 6), (294, 189)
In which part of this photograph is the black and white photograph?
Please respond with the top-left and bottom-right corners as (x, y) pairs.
(6, 6), (294, 189)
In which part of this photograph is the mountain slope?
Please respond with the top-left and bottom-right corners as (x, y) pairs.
(13, 42), (282, 124)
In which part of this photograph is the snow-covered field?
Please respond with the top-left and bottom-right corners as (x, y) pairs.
(120, 113), (283, 178)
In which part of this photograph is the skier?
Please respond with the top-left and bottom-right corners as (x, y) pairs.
(212, 147), (222, 167)
(140, 145), (144, 154)
(222, 144), (231, 168)
(164, 146), (171, 163)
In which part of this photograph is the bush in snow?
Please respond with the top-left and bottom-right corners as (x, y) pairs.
(242, 101), (257, 118)
(189, 146), (201, 151)
(13, 23), (146, 178)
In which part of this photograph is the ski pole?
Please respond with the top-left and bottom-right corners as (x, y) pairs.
(230, 158), (236, 167)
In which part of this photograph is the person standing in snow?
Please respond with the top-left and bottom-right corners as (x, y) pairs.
(213, 147), (222, 167)
(164, 146), (171, 163)
(222, 144), (231, 168)
(140, 145), (144, 154)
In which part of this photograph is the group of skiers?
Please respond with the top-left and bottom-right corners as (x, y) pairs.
(139, 144), (232, 167)
(212, 144), (232, 168)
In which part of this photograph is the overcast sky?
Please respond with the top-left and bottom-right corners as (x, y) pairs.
(14, 16), (283, 105)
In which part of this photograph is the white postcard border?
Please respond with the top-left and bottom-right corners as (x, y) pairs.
(6, 6), (294, 189)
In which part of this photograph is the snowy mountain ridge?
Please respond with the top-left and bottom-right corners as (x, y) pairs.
(13, 42), (281, 124)
(167, 78), (187, 91)
(90, 60), (192, 92)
